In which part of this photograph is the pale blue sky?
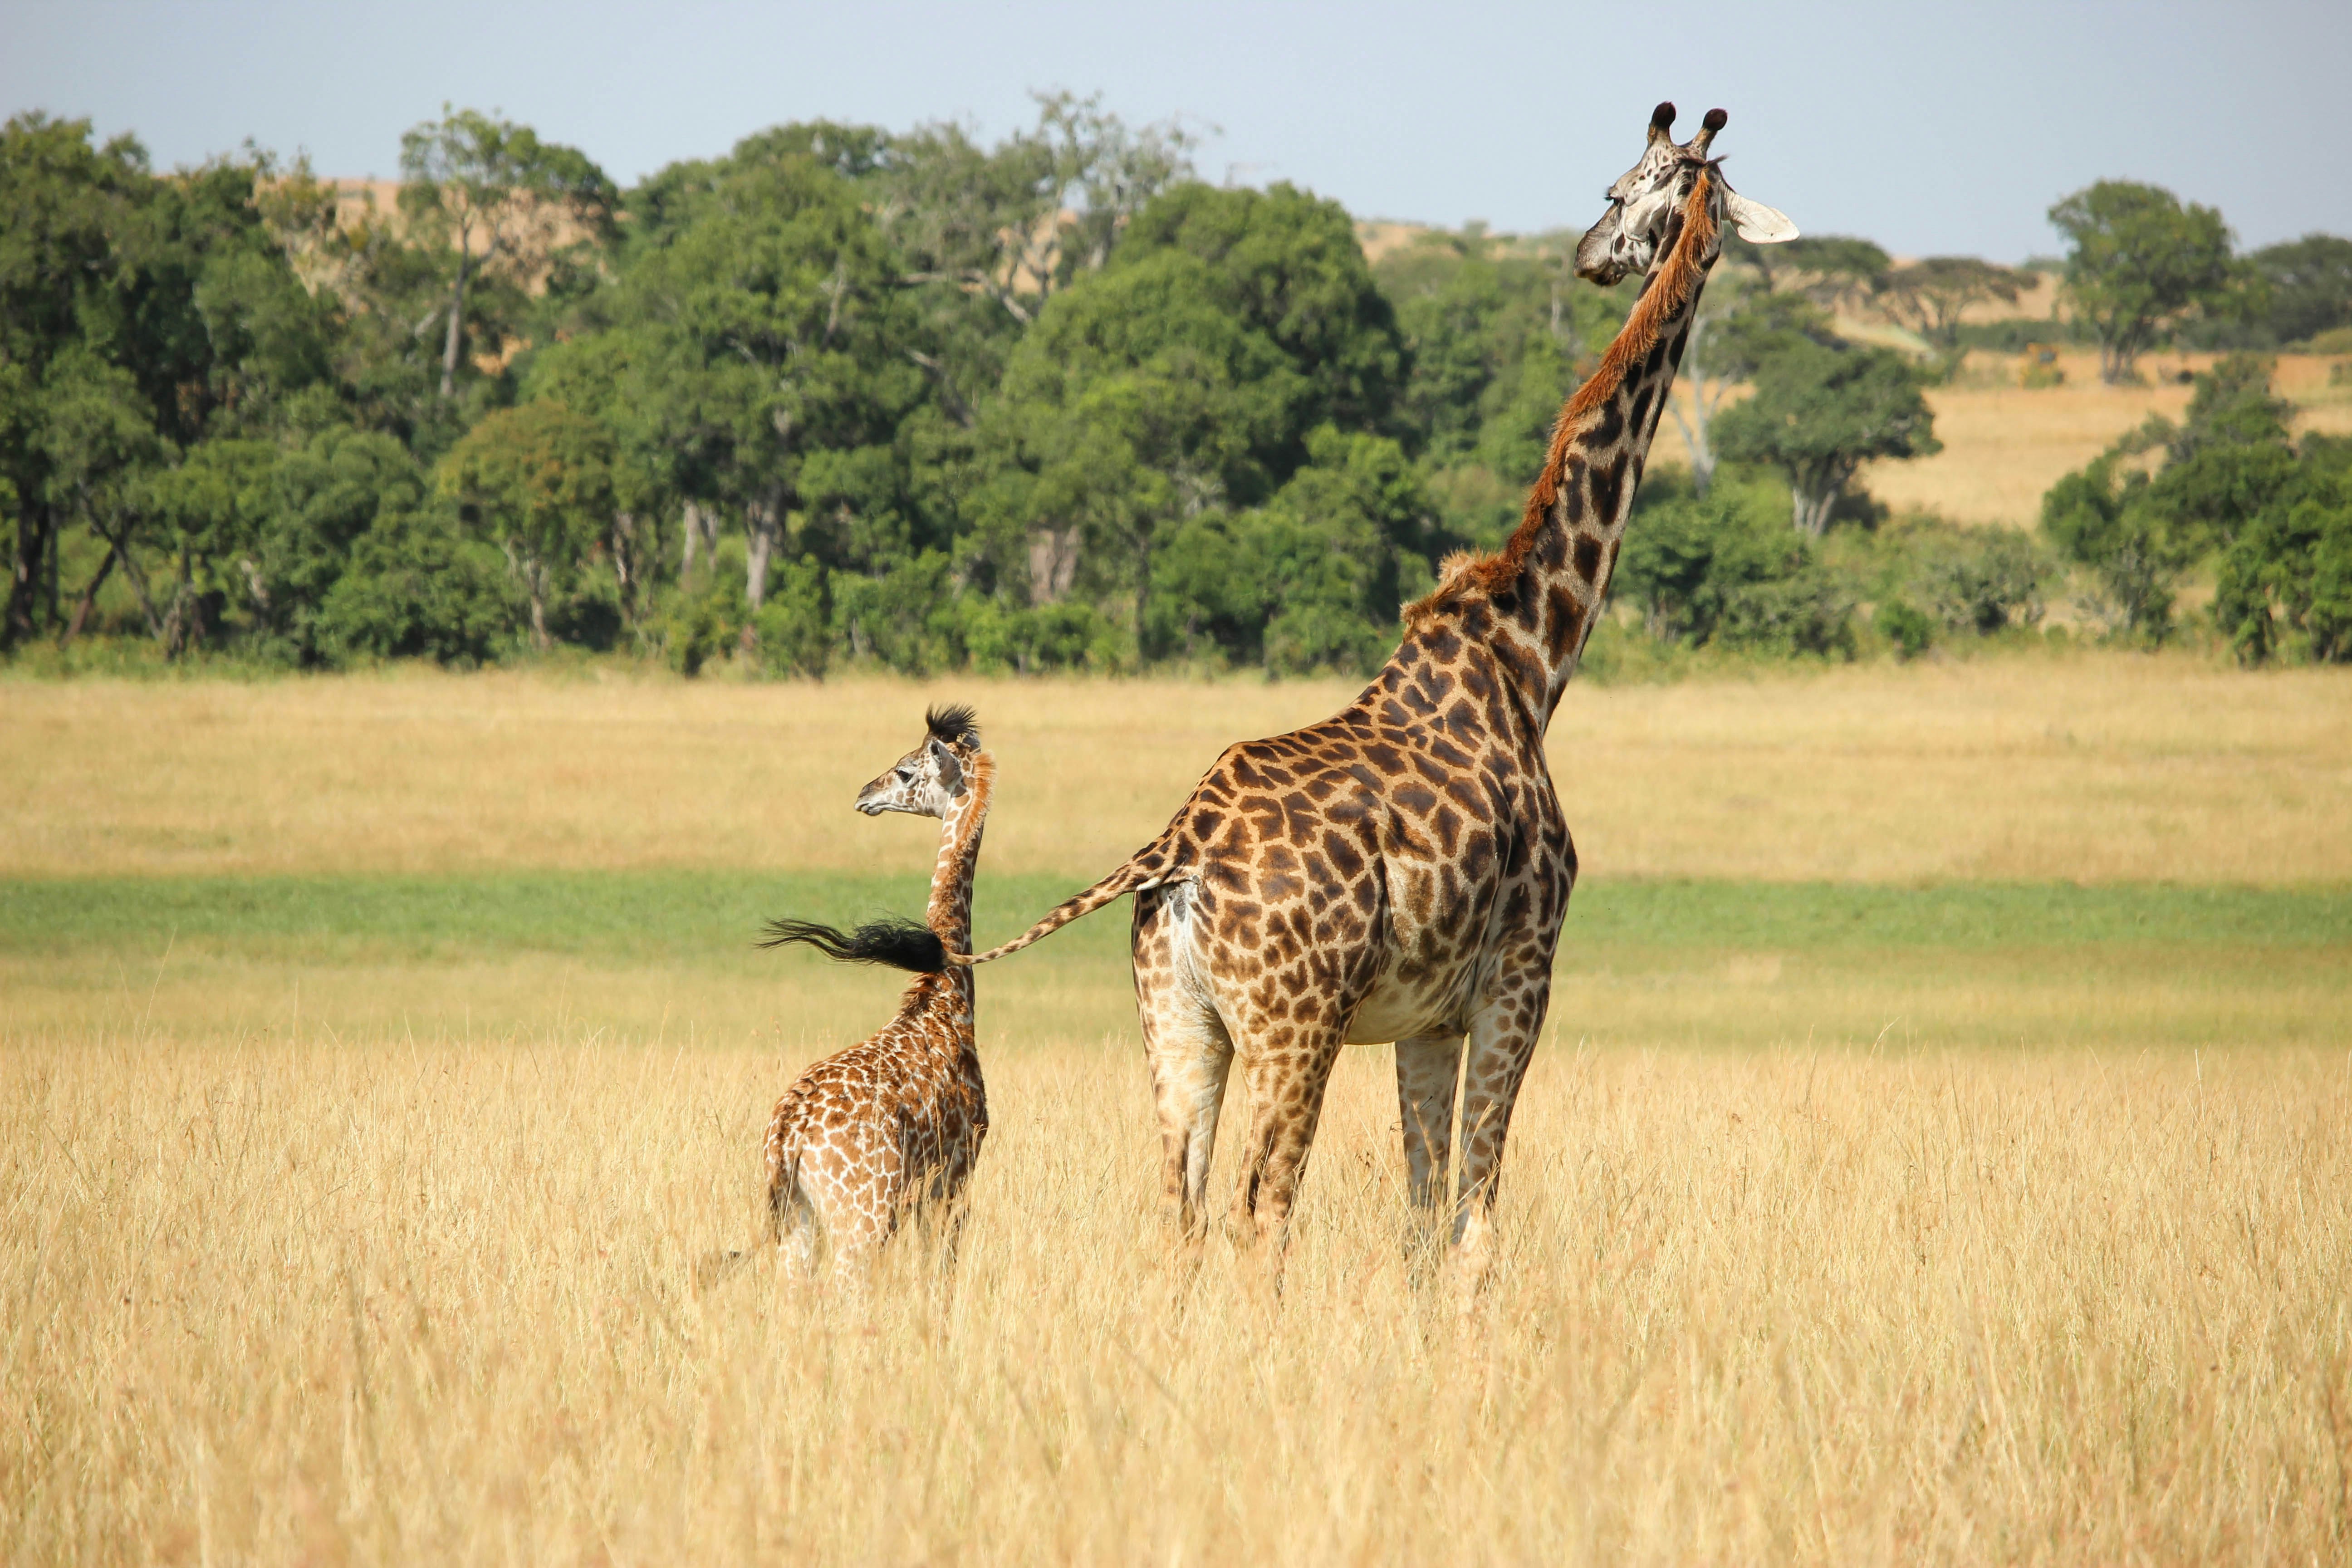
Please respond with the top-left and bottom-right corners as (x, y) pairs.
(5, 0), (2345, 261)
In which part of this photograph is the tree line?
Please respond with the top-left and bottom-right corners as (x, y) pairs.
(4, 102), (2347, 675)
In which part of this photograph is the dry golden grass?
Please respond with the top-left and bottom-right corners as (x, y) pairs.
(8, 1029), (2350, 1565)
(9, 660), (2347, 1561)
(7, 655), (2350, 885)
(1648, 349), (2352, 528)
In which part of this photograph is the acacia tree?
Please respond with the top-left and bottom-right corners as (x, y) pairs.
(440, 400), (612, 648)
(1730, 233), (1889, 308)
(1877, 257), (2027, 356)
(2049, 180), (2233, 384)
(398, 107), (617, 401)
(1712, 340), (1940, 535)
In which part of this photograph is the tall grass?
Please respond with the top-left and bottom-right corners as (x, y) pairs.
(6, 1031), (2348, 1564)
(9, 659), (2349, 1562)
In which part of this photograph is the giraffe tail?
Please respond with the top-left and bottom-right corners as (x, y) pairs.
(758, 915), (946, 974)
(946, 830), (1188, 967)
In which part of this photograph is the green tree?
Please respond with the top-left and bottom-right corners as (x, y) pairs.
(970, 247), (1286, 647)
(1151, 426), (1434, 672)
(250, 425), (515, 666)
(1, 114), (152, 646)
(617, 138), (927, 640)
(1119, 182), (1406, 456)
(145, 437), (276, 655)
(2048, 180), (2234, 384)
(399, 107), (617, 402)
(2243, 234), (2352, 346)
(524, 331), (673, 633)
(39, 348), (172, 642)
(441, 401), (614, 648)
(1664, 284), (1837, 496)
(1616, 482), (1854, 655)
(1377, 226), (1623, 537)
(2038, 356), (2294, 642)
(2213, 438), (2352, 663)
(882, 93), (1197, 329)
(1711, 340), (1940, 535)
(970, 181), (1407, 652)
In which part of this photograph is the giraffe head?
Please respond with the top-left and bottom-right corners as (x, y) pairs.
(1574, 103), (1796, 286)
(855, 705), (982, 818)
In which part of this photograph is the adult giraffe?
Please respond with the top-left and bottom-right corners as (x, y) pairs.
(958, 103), (1795, 1284)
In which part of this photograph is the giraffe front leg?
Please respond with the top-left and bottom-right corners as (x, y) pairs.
(1449, 967), (1552, 1306)
(1393, 1032), (1464, 1228)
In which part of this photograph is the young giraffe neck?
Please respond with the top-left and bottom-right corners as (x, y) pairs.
(925, 750), (994, 992)
(1419, 170), (1723, 728)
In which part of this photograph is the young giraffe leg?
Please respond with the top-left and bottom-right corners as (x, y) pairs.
(1448, 961), (1554, 1298)
(1393, 1032), (1464, 1220)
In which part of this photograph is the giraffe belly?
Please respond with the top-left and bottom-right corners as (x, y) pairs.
(1342, 961), (1481, 1045)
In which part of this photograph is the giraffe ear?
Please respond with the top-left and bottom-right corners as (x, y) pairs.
(1725, 191), (1798, 244)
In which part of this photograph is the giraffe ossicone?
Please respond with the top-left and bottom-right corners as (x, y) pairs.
(755, 704), (992, 1280)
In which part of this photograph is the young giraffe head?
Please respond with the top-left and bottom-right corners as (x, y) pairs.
(855, 704), (982, 819)
(1574, 103), (1797, 287)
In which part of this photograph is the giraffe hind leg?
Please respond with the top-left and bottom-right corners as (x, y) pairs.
(1134, 886), (1234, 1244)
(1226, 1017), (1347, 1264)
(1393, 1031), (1465, 1249)
(1449, 964), (1553, 1306)
(771, 1155), (826, 1283)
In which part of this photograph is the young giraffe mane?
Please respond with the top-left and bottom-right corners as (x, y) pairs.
(1404, 167), (1721, 627)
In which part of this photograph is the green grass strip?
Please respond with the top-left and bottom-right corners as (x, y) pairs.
(2, 873), (2344, 960)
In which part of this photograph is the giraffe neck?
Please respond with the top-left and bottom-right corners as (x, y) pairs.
(925, 750), (993, 969)
(1421, 171), (1723, 729)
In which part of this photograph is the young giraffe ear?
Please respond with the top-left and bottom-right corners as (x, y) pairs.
(1725, 191), (1798, 244)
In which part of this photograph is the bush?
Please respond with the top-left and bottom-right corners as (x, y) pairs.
(1617, 490), (1856, 657)
(2211, 438), (2352, 664)
(751, 557), (831, 678)
(314, 507), (521, 666)
(1877, 598), (1934, 659)
(2041, 355), (2300, 643)
(960, 598), (1121, 675)
(664, 587), (736, 677)
(832, 552), (959, 673)
(1914, 529), (2048, 633)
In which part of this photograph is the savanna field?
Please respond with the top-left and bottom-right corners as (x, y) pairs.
(5, 656), (2351, 1565)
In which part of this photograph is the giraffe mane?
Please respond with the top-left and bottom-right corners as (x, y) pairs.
(1404, 169), (1721, 627)
(926, 702), (980, 749)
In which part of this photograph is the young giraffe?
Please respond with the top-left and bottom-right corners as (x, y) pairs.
(951, 105), (1796, 1288)
(757, 705), (993, 1278)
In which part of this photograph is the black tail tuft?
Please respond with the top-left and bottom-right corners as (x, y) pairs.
(758, 915), (947, 974)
